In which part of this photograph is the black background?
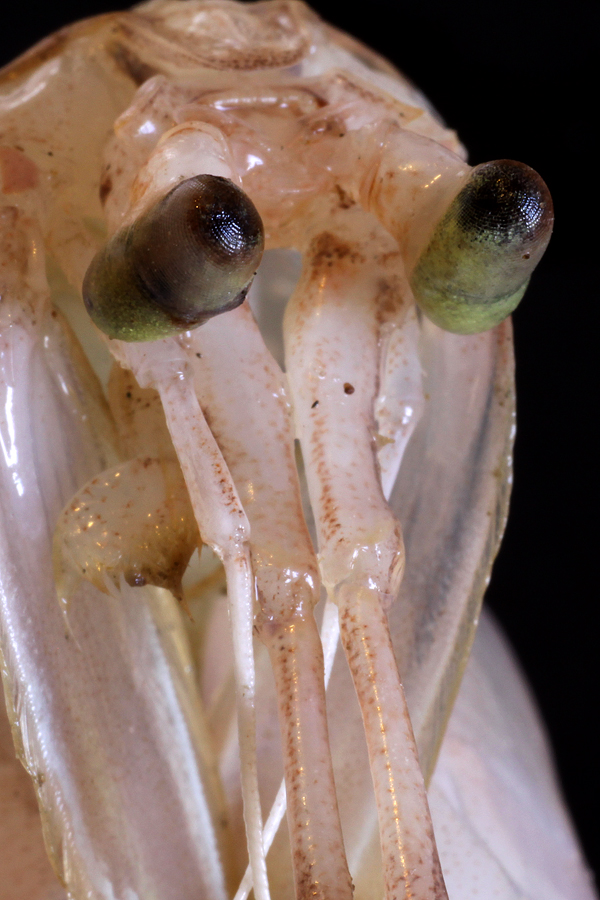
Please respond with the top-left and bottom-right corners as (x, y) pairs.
(1, 0), (597, 888)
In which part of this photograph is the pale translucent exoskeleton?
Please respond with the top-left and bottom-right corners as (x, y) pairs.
(0, 3), (594, 900)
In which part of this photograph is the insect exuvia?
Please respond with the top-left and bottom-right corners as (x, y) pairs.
(0, 2), (595, 899)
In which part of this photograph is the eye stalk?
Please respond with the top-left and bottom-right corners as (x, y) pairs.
(83, 174), (264, 342)
(410, 160), (553, 334)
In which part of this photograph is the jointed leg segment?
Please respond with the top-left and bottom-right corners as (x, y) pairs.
(284, 200), (447, 900)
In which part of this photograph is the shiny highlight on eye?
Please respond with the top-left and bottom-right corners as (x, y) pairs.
(83, 174), (265, 342)
(410, 160), (553, 334)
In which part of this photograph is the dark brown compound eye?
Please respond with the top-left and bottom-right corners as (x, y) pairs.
(83, 174), (264, 342)
(410, 160), (553, 334)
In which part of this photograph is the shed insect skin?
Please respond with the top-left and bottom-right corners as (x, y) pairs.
(0, 2), (596, 900)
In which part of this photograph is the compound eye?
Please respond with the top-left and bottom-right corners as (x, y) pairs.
(83, 175), (264, 342)
(410, 160), (553, 334)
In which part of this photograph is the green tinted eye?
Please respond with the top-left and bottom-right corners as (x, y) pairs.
(410, 160), (553, 334)
(83, 175), (264, 342)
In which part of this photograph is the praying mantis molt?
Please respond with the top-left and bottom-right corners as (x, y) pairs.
(0, 2), (595, 900)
